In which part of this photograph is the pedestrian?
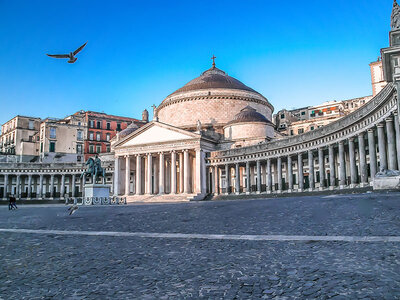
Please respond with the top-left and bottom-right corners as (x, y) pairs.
(8, 195), (13, 210)
(9, 195), (17, 210)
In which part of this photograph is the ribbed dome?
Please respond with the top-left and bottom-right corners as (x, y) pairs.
(118, 123), (139, 138)
(168, 66), (259, 97)
(227, 106), (270, 125)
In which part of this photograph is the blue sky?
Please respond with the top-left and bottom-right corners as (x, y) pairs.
(0, 0), (392, 124)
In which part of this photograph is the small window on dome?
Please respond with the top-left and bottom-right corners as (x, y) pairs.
(208, 91), (211, 96)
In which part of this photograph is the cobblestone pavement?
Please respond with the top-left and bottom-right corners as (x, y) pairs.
(1, 192), (400, 299)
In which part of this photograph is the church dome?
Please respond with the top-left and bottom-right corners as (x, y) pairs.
(118, 123), (139, 139)
(168, 67), (260, 97)
(227, 106), (271, 125)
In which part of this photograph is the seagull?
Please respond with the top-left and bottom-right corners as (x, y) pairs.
(46, 42), (87, 63)
(68, 204), (79, 215)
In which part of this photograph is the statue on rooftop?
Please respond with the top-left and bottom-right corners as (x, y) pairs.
(392, 0), (400, 30)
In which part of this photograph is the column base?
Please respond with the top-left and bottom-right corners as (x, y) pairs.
(319, 187), (324, 191)
(246, 192), (250, 195)
(287, 189), (292, 193)
(329, 186), (335, 191)
(256, 191), (261, 194)
(235, 192), (240, 195)
(267, 190), (272, 194)
(350, 184), (356, 189)
(276, 190), (282, 194)
(298, 189), (303, 193)
(360, 182), (368, 188)
(339, 185), (345, 190)
(308, 188), (314, 192)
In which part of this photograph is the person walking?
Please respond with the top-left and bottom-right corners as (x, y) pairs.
(9, 195), (17, 210)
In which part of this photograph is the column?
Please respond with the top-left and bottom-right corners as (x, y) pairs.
(125, 155), (130, 196)
(386, 117), (397, 170)
(27, 174), (32, 198)
(214, 166), (219, 195)
(135, 155), (142, 195)
(328, 144), (336, 189)
(297, 153), (304, 192)
(318, 148), (325, 191)
(71, 174), (76, 197)
(224, 164), (230, 195)
(394, 112), (400, 170)
(367, 129), (377, 178)
(245, 161), (251, 194)
(50, 174), (55, 198)
(201, 151), (207, 195)
(308, 150), (315, 191)
(287, 156), (293, 192)
(358, 133), (368, 186)
(277, 157), (282, 193)
(171, 151), (177, 194)
(179, 152), (184, 193)
(256, 160), (261, 194)
(156, 152), (164, 195)
(3, 174), (8, 198)
(16, 175), (21, 198)
(266, 159), (272, 193)
(39, 174), (44, 198)
(338, 141), (346, 188)
(348, 137), (357, 187)
(183, 150), (190, 194)
(146, 154), (152, 194)
(60, 174), (65, 198)
(195, 149), (204, 194)
(114, 156), (120, 196)
(377, 123), (387, 170)
(235, 163), (240, 194)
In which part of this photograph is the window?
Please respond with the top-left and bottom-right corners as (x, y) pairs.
(116, 123), (121, 131)
(298, 128), (304, 134)
(301, 111), (306, 116)
(89, 132), (94, 140)
(89, 145), (94, 153)
(89, 120), (94, 128)
(29, 136), (33, 142)
(106, 122), (111, 130)
(290, 130), (294, 136)
(49, 142), (55, 152)
(310, 126), (314, 131)
(96, 133), (101, 141)
(77, 144), (82, 154)
(50, 127), (56, 139)
(77, 130), (83, 141)
(106, 145), (111, 152)
(29, 120), (34, 130)
(280, 114), (285, 119)
(40, 143), (43, 152)
(106, 133), (110, 141)
(78, 122), (81, 127)
(96, 145), (101, 153)
(97, 121), (101, 129)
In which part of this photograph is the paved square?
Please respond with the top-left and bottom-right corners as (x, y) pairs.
(1, 192), (400, 299)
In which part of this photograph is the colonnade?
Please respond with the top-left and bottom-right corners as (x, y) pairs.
(114, 149), (206, 197)
(209, 113), (400, 195)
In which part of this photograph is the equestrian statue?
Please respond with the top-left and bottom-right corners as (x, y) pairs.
(81, 155), (106, 184)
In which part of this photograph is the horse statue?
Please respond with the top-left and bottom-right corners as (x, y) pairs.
(81, 155), (106, 184)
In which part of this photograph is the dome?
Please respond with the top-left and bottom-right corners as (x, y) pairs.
(168, 66), (260, 97)
(118, 123), (139, 138)
(227, 106), (271, 125)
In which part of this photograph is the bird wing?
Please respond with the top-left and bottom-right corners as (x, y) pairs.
(73, 42), (87, 56)
(47, 54), (69, 58)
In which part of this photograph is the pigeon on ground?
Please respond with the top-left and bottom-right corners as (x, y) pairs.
(46, 42), (87, 63)
(68, 204), (79, 215)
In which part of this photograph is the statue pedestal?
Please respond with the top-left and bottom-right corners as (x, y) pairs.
(84, 184), (111, 198)
(373, 176), (400, 190)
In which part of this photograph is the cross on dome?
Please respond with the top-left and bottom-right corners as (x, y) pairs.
(211, 55), (216, 68)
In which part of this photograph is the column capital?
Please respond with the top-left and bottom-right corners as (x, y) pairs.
(385, 116), (394, 122)
(348, 137), (355, 142)
(394, 111), (398, 117)
(338, 140), (344, 145)
(377, 122), (385, 128)
(367, 128), (374, 133)
(358, 132), (365, 138)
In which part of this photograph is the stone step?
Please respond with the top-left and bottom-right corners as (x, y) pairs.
(126, 194), (195, 203)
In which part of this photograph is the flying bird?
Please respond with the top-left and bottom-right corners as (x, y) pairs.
(68, 204), (79, 215)
(46, 42), (87, 63)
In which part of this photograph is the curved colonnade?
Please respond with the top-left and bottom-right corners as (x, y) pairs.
(207, 83), (400, 195)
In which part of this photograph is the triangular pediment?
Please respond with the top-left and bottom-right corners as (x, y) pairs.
(115, 121), (200, 148)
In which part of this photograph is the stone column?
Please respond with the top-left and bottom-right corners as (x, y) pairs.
(245, 161), (251, 194)
(348, 137), (357, 187)
(308, 150), (315, 191)
(114, 156), (120, 196)
(358, 133), (368, 186)
(318, 148), (325, 191)
(235, 163), (240, 194)
(27, 174), (32, 198)
(266, 158), (272, 193)
(224, 164), (230, 195)
(377, 123), (387, 170)
(367, 129), (377, 179)
(60, 174), (65, 198)
(338, 141), (346, 189)
(183, 150), (190, 194)
(328, 145), (335, 189)
(146, 154), (153, 194)
(256, 160), (261, 194)
(158, 152), (164, 195)
(297, 153), (304, 192)
(136, 155), (142, 195)
(3, 174), (8, 198)
(71, 174), (76, 197)
(16, 175), (21, 198)
(50, 174), (55, 198)
(386, 117), (397, 170)
(201, 151), (207, 195)
(287, 156), (293, 192)
(171, 151), (177, 194)
(179, 152), (184, 193)
(39, 174), (44, 198)
(124, 155), (130, 196)
(214, 166), (219, 195)
(394, 112), (400, 170)
(277, 157), (282, 193)
(195, 149), (205, 194)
